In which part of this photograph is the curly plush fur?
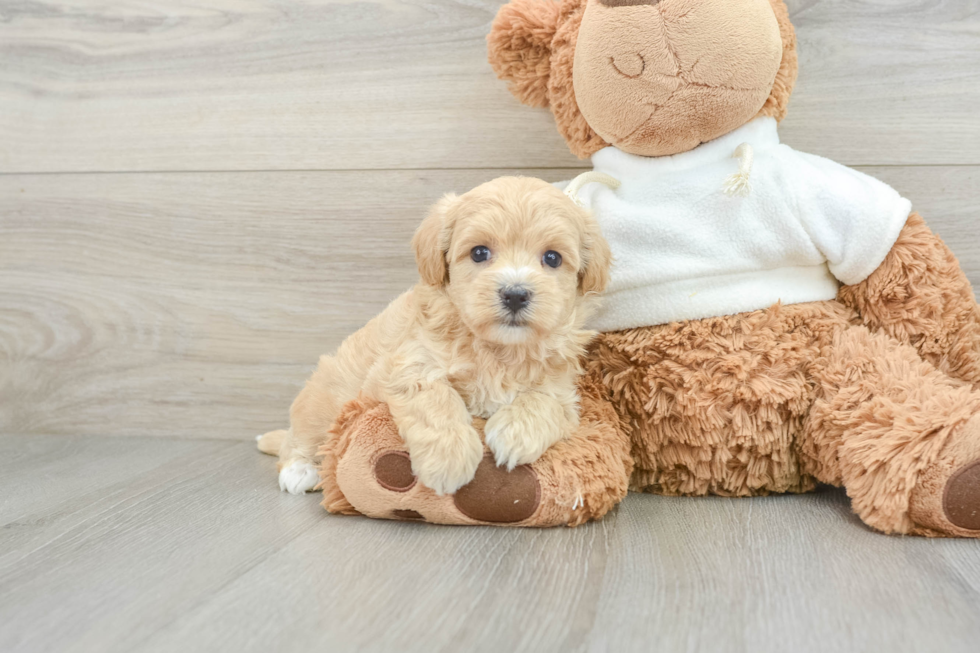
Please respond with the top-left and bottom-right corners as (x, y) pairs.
(839, 212), (980, 388)
(590, 286), (980, 536)
(487, 0), (562, 108)
(309, 0), (980, 536)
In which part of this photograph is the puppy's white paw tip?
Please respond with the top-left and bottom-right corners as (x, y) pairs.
(278, 461), (319, 495)
(255, 434), (263, 442)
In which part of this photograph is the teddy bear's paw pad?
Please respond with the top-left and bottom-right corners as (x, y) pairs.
(453, 454), (540, 523)
(279, 461), (319, 494)
(944, 459), (980, 531)
(374, 451), (417, 492)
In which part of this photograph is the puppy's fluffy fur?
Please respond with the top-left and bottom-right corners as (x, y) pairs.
(259, 177), (611, 495)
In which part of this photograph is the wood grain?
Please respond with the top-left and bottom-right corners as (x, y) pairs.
(1, 435), (978, 653)
(3, 3), (980, 651)
(2, 166), (978, 440)
(1, 0), (979, 173)
(0, 435), (325, 653)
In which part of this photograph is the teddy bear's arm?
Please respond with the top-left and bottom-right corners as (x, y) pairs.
(838, 212), (980, 387)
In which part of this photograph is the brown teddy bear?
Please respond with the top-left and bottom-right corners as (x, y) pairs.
(315, 0), (980, 537)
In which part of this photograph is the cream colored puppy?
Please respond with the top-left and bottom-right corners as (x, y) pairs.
(258, 176), (611, 495)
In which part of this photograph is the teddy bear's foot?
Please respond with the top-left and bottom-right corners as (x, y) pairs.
(943, 461), (980, 530)
(318, 390), (632, 527)
(371, 449), (541, 523)
(908, 414), (980, 537)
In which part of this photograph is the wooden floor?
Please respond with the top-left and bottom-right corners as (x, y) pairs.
(3, 1), (980, 651)
(1, 433), (979, 653)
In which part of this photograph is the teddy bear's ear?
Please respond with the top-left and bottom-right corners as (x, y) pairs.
(758, 0), (799, 122)
(487, 0), (563, 108)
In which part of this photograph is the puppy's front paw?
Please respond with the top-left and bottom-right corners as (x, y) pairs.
(408, 424), (483, 496)
(485, 404), (563, 471)
(279, 460), (319, 494)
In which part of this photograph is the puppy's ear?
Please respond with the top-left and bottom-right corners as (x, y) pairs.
(487, 0), (562, 108)
(412, 193), (458, 287)
(579, 215), (611, 295)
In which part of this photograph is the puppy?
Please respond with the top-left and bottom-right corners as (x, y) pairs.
(258, 176), (612, 495)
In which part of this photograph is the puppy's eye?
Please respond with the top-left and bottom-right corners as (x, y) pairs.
(543, 250), (562, 268)
(471, 246), (491, 263)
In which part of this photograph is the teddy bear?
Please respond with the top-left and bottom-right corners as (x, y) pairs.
(314, 0), (980, 537)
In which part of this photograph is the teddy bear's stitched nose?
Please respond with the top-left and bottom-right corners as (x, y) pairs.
(599, 0), (662, 7)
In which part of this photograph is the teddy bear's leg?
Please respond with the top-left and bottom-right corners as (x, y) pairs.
(838, 212), (980, 387)
(317, 372), (634, 527)
(802, 322), (980, 537)
(587, 305), (839, 499)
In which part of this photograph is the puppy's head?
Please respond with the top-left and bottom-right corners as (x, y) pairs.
(412, 176), (611, 345)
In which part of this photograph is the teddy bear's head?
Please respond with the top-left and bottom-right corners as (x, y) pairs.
(488, 0), (798, 158)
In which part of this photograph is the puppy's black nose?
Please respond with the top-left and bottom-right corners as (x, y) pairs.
(500, 287), (531, 313)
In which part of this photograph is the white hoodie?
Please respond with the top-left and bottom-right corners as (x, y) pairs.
(566, 117), (912, 332)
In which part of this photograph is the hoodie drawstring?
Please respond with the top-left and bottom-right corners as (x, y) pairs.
(723, 142), (754, 197)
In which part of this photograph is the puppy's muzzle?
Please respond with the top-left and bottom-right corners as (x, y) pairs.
(499, 286), (531, 315)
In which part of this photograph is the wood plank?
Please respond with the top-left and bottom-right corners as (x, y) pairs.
(779, 0), (980, 166)
(140, 497), (618, 653)
(2, 166), (978, 440)
(0, 168), (520, 439)
(2, 435), (978, 653)
(0, 436), (322, 653)
(1, 0), (979, 173)
(585, 492), (980, 652)
(0, 435), (227, 526)
(164, 491), (976, 653)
